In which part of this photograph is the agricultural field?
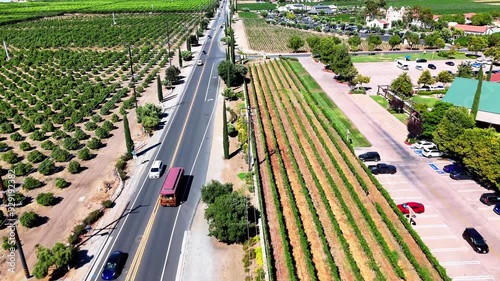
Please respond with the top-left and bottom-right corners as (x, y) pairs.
(239, 12), (328, 53)
(238, 0), (500, 14)
(0, 10), (204, 278)
(248, 58), (449, 280)
(0, 0), (217, 24)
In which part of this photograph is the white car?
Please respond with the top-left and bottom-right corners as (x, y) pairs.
(414, 141), (436, 150)
(148, 160), (163, 179)
(422, 148), (443, 158)
(197, 60), (203, 66)
(416, 65), (423, 71)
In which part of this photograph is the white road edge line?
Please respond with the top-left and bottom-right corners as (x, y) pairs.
(174, 231), (190, 281)
(421, 235), (457, 240)
(204, 63), (215, 101)
(413, 224), (448, 229)
(431, 247), (469, 253)
(160, 92), (219, 281)
(87, 236), (113, 279)
(441, 260), (481, 266)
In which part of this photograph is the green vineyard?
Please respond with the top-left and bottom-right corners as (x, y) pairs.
(248, 58), (450, 281)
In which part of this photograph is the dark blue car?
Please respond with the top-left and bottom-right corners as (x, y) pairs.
(102, 251), (125, 280)
(443, 163), (464, 173)
(494, 203), (500, 215)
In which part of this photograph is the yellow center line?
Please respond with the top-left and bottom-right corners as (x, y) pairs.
(125, 32), (217, 281)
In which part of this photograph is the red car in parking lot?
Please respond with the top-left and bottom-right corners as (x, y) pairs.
(397, 202), (425, 214)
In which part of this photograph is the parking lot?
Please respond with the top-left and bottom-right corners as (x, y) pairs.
(354, 59), (499, 95)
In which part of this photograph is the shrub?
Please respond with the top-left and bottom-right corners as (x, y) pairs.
(2, 151), (19, 164)
(95, 127), (110, 139)
(22, 176), (43, 190)
(0, 142), (9, 152)
(78, 147), (92, 160)
(55, 178), (70, 189)
(36, 192), (56, 206)
(2, 236), (17, 251)
(41, 120), (55, 132)
(30, 130), (46, 141)
(38, 159), (56, 175)
(10, 132), (24, 141)
(63, 120), (75, 132)
(102, 200), (114, 208)
(20, 141), (32, 151)
(87, 138), (102, 149)
(85, 121), (97, 131)
(68, 234), (79, 245)
(20, 121), (35, 133)
(91, 114), (103, 123)
(41, 140), (56, 150)
(83, 210), (103, 225)
(227, 124), (237, 137)
(27, 150), (46, 163)
(0, 122), (15, 134)
(12, 162), (32, 176)
(51, 147), (71, 162)
(63, 137), (80, 150)
(73, 224), (87, 237)
(68, 161), (81, 174)
(10, 192), (25, 206)
(20, 211), (40, 228)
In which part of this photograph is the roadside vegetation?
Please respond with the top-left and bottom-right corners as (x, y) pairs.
(249, 57), (449, 280)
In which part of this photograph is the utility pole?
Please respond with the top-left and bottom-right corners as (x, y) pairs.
(0, 175), (30, 278)
(128, 45), (138, 108)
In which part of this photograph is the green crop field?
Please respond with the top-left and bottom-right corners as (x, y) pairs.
(0, 0), (216, 24)
(351, 52), (469, 63)
(238, 0), (500, 14)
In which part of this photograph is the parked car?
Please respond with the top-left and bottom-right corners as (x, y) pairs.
(416, 65), (423, 71)
(416, 58), (427, 63)
(480, 193), (500, 206)
(414, 141), (436, 150)
(102, 251), (126, 280)
(397, 202), (425, 214)
(422, 147), (443, 158)
(428, 64), (437, 70)
(148, 160), (163, 179)
(443, 163), (465, 173)
(358, 151), (381, 162)
(368, 163), (397, 175)
(450, 170), (473, 180)
(462, 228), (489, 254)
(494, 203), (500, 215)
(445, 61), (455, 66)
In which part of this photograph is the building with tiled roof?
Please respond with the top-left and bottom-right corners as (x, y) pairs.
(450, 24), (493, 35)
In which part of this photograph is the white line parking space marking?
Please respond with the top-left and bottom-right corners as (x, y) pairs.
(382, 181), (411, 185)
(384, 188), (415, 192)
(487, 217), (500, 221)
(431, 247), (469, 253)
(452, 275), (495, 280)
(392, 196), (422, 200)
(477, 206), (492, 211)
(421, 235), (457, 240)
(416, 214), (439, 218)
(441, 260), (481, 266)
(413, 224), (448, 229)
(458, 189), (482, 193)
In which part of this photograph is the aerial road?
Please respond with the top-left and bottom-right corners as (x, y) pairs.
(86, 7), (228, 281)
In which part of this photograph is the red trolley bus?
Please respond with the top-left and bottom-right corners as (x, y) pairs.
(159, 167), (184, 207)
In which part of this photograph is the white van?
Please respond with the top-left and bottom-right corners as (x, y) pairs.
(397, 60), (409, 70)
(148, 160), (163, 179)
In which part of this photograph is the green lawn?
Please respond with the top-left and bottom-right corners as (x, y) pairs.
(351, 52), (469, 63)
(411, 96), (439, 108)
(370, 96), (408, 124)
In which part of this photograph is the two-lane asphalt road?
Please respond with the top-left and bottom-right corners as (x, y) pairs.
(87, 8), (228, 281)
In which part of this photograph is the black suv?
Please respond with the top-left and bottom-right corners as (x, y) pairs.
(462, 228), (489, 253)
(358, 151), (380, 162)
(416, 58), (427, 63)
(480, 193), (500, 206)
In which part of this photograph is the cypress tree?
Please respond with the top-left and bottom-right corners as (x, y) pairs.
(123, 114), (134, 157)
(227, 61), (232, 87)
(157, 75), (163, 102)
(231, 34), (236, 64)
(178, 48), (182, 67)
(487, 63), (493, 81)
(470, 66), (483, 120)
(186, 37), (191, 52)
(222, 101), (229, 159)
(226, 46), (230, 61)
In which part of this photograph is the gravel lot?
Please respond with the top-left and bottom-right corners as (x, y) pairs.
(354, 59), (498, 95)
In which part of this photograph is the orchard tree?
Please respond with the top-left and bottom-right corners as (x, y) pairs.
(417, 70), (434, 86)
(457, 62), (474, 78)
(468, 36), (488, 55)
(317, 37), (340, 63)
(390, 72), (414, 98)
(331, 44), (358, 82)
(352, 74), (371, 88)
(422, 101), (454, 131)
(287, 35), (305, 53)
(201, 180), (233, 205)
(367, 34), (382, 50)
(306, 36), (322, 55)
(433, 107), (476, 155)
(388, 34), (401, 50)
(405, 32), (420, 49)
(165, 65), (181, 84)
